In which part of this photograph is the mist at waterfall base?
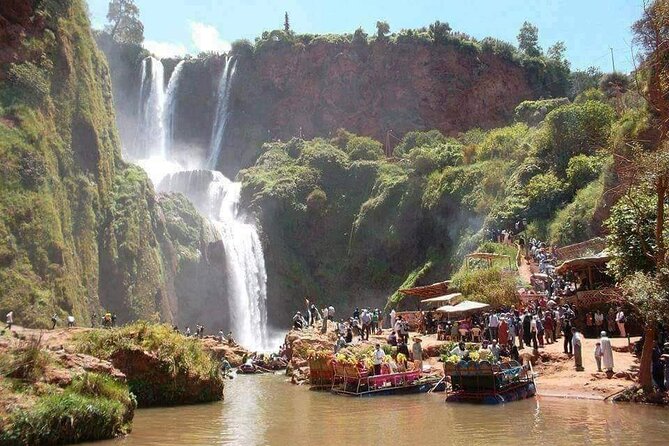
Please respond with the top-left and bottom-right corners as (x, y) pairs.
(128, 55), (274, 351)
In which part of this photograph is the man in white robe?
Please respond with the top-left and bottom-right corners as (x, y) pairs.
(600, 331), (614, 372)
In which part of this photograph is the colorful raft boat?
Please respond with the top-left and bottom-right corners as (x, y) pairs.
(444, 359), (536, 404)
(330, 361), (444, 396)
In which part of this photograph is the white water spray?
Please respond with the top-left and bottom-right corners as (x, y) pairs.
(207, 57), (237, 169)
(138, 56), (166, 159)
(164, 60), (185, 155)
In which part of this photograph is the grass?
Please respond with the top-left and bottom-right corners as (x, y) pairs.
(0, 391), (131, 445)
(75, 321), (220, 380)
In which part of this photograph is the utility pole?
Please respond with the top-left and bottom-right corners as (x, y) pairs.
(610, 47), (616, 72)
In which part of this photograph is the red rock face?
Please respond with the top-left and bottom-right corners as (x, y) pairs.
(0, 0), (44, 66)
(215, 41), (537, 175)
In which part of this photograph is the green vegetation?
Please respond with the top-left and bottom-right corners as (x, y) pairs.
(75, 322), (224, 405)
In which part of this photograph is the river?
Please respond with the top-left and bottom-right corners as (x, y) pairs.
(91, 374), (667, 446)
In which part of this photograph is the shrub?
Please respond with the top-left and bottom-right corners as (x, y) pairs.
(393, 129), (448, 156)
(565, 154), (603, 191)
(346, 136), (384, 161)
(537, 100), (615, 172)
(525, 172), (567, 219)
(514, 98), (570, 126)
(476, 123), (531, 161)
(230, 39), (254, 57)
(548, 178), (603, 246)
(599, 72), (629, 98)
(6, 62), (51, 106)
(450, 267), (519, 307)
(306, 188), (327, 213)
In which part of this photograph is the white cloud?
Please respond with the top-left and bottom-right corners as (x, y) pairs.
(144, 40), (188, 59)
(190, 22), (231, 54)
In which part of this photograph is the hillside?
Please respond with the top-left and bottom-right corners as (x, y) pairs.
(0, 0), (222, 328)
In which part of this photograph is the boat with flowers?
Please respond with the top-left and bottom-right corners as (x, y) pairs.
(443, 357), (536, 404)
(327, 349), (443, 396)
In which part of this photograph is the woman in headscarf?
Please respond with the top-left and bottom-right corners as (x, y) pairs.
(498, 317), (509, 346)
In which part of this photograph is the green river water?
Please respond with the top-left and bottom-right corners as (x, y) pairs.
(89, 374), (668, 446)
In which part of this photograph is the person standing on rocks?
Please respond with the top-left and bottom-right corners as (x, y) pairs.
(563, 319), (573, 356)
(67, 315), (75, 328)
(51, 313), (58, 330)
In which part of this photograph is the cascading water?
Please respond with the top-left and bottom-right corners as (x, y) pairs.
(207, 57), (237, 170)
(164, 60), (185, 155)
(138, 56), (166, 159)
(134, 54), (270, 350)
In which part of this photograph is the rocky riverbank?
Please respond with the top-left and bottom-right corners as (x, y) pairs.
(0, 323), (234, 444)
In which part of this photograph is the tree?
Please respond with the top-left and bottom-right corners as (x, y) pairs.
(547, 41), (566, 62)
(633, 0), (669, 138)
(599, 72), (629, 98)
(284, 11), (290, 33)
(352, 27), (368, 45)
(428, 20), (451, 44)
(570, 66), (603, 99)
(105, 0), (144, 45)
(376, 21), (390, 41)
(517, 21), (541, 57)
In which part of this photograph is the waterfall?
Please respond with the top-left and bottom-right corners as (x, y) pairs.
(207, 57), (237, 170)
(158, 170), (269, 351)
(135, 54), (269, 350)
(138, 56), (166, 159)
(164, 60), (185, 155)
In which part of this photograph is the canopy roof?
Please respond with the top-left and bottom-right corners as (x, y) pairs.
(421, 293), (462, 304)
(555, 254), (611, 274)
(436, 300), (490, 314)
(554, 238), (607, 261)
(399, 280), (451, 299)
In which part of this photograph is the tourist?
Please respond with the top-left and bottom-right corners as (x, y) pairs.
(321, 307), (328, 334)
(185, 326), (191, 336)
(498, 318), (509, 346)
(371, 309), (379, 334)
(451, 321), (460, 342)
(227, 331), (236, 345)
(412, 336), (423, 371)
(607, 308), (616, 335)
(397, 339), (410, 359)
(594, 309), (604, 333)
(544, 312), (554, 345)
(353, 307), (360, 320)
(51, 313), (58, 330)
(328, 305), (335, 321)
(218, 330), (225, 342)
(91, 312), (97, 328)
(600, 331), (614, 373)
(337, 319), (346, 336)
(335, 336), (346, 353)
(345, 327), (353, 344)
(5, 311), (13, 331)
(293, 311), (305, 330)
(450, 341), (468, 358)
(390, 308), (397, 330)
(471, 324), (482, 342)
(510, 344), (520, 362)
(111, 313), (117, 327)
(508, 318), (516, 346)
(489, 339), (501, 362)
(615, 307), (626, 338)
(585, 312), (594, 338)
(394, 316), (404, 343)
(220, 356), (232, 377)
(523, 312), (532, 347)
(536, 315), (544, 347)
(563, 319), (573, 356)
(67, 315), (75, 328)
(594, 341), (603, 372)
(530, 316), (539, 350)
(361, 310), (371, 341)
(387, 330), (398, 346)
(572, 327), (584, 371)
(310, 304), (321, 326)
(488, 312), (499, 340)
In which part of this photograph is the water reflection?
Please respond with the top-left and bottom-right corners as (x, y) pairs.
(90, 374), (668, 446)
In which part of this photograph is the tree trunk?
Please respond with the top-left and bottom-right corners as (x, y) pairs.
(639, 325), (656, 393)
(655, 178), (666, 268)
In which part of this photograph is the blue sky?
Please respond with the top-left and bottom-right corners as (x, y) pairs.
(87, 0), (644, 72)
